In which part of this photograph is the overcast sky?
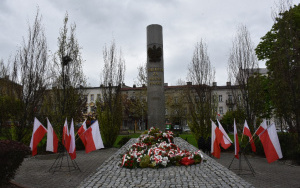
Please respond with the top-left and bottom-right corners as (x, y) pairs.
(1, 0), (299, 87)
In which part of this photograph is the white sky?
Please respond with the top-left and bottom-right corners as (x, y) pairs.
(1, 0), (299, 87)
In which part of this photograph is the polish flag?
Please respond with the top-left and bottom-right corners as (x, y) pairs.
(243, 120), (256, 152)
(77, 119), (87, 147)
(211, 120), (223, 158)
(62, 118), (70, 151)
(85, 120), (104, 153)
(217, 119), (232, 149)
(256, 120), (283, 163)
(29, 118), (47, 156)
(234, 119), (239, 159)
(68, 119), (76, 160)
(46, 118), (58, 153)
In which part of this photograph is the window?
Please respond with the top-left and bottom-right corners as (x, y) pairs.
(219, 107), (223, 114)
(97, 94), (101, 100)
(219, 95), (223, 102)
(195, 96), (199, 102)
(90, 94), (94, 102)
(165, 108), (168, 115)
(229, 107), (233, 111)
(238, 94), (241, 102)
(228, 95), (232, 103)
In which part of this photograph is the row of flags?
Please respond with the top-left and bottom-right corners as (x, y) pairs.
(211, 119), (283, 163)
(29, 118), (104, 159)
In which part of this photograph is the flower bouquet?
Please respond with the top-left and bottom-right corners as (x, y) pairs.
(120, 127), (203, 168)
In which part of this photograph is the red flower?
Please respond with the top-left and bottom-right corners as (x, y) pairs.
(180, 157), (195, 166)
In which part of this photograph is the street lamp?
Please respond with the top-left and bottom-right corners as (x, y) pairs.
(62, 55), (72, 115)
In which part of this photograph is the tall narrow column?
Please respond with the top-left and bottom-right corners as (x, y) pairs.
(147, 24), (165, 130)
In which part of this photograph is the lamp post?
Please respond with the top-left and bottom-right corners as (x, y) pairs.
(62, 55), (72, 115)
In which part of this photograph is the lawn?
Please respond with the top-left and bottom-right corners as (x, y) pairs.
(179, 133), (198, 148)
(113, 133), (141, 148)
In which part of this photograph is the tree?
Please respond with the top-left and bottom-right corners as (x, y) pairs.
(221, 110), (246, 133)
(135, 62), (147, 87)
(97, 40), (126, 147)
(227, 24), (259, 131)
(7, 9), (50, 142)
(41, 13), (86, 136)
(248, 74), (273, 119)
(186, 40), (216, 140)
(255, 2), (300, 138)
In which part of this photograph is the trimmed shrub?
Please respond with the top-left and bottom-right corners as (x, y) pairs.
(0, 140), (30, 185)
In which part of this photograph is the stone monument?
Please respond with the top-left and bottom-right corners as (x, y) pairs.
(147, 24), (165, 131)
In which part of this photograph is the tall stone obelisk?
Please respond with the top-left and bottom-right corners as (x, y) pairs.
(147, 24), (165, 130)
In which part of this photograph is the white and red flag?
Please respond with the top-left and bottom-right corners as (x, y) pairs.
(234, 119), (240, 159)
(68, 119), (76, 160)
(85, 120), (104, 153)
(256, 120), (283, 163)
(46, 118), (58, 153)
(217, 119), (232, 149)
(77, 119), (87, 147)
(62, 118), (70, 151)
(29, 118), (47, 156)
(211, 120), (223, 158)
(243, 120), (256, 152)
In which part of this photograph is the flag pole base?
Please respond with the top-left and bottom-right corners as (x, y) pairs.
(228, 149), (255, 176)
(48, 145), (81, 174)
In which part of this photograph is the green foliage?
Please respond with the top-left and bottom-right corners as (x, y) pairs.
(113, 134), (141, 148)
(139, 155), (150, 168)
(0, 140), (30, 185)
(76, 136), (85, 150)
(97, 89), (123, 147)
(277, 133), (300, 164)
(255, 4), (300, 136)
(221, 110), (246, 132)
(179, 134), (198, 148)
(117, 136), (131, 147)
(248, 75), (273, 119)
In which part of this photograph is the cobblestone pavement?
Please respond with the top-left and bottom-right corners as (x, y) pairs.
(12, 148), (119, 188)
(79, 138), (253, 188)
(215, 152), (300, 188)
(12, 138), (300, 188)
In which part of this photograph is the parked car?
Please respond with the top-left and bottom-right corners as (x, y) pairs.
(173, 125), (182, 133)
(182, 126), (190, 133)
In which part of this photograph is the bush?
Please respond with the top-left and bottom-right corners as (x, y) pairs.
(117, 136), (131, 147)
(0, 140), (30, 185)
(246, 132), (300, 164)
(277, 133), (300, 164)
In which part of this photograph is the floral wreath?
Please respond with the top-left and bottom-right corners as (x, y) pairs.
(120, 127), (203, 168)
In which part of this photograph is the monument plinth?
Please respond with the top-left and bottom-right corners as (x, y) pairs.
(147, 24), (165, 130)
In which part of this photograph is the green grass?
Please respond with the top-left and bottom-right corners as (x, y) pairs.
(113, 133), (141, 148)
(179, 133), (198, 148)
(114, 132), (199, 148)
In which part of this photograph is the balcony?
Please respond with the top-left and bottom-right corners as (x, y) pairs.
(226, 99), (235, 106)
